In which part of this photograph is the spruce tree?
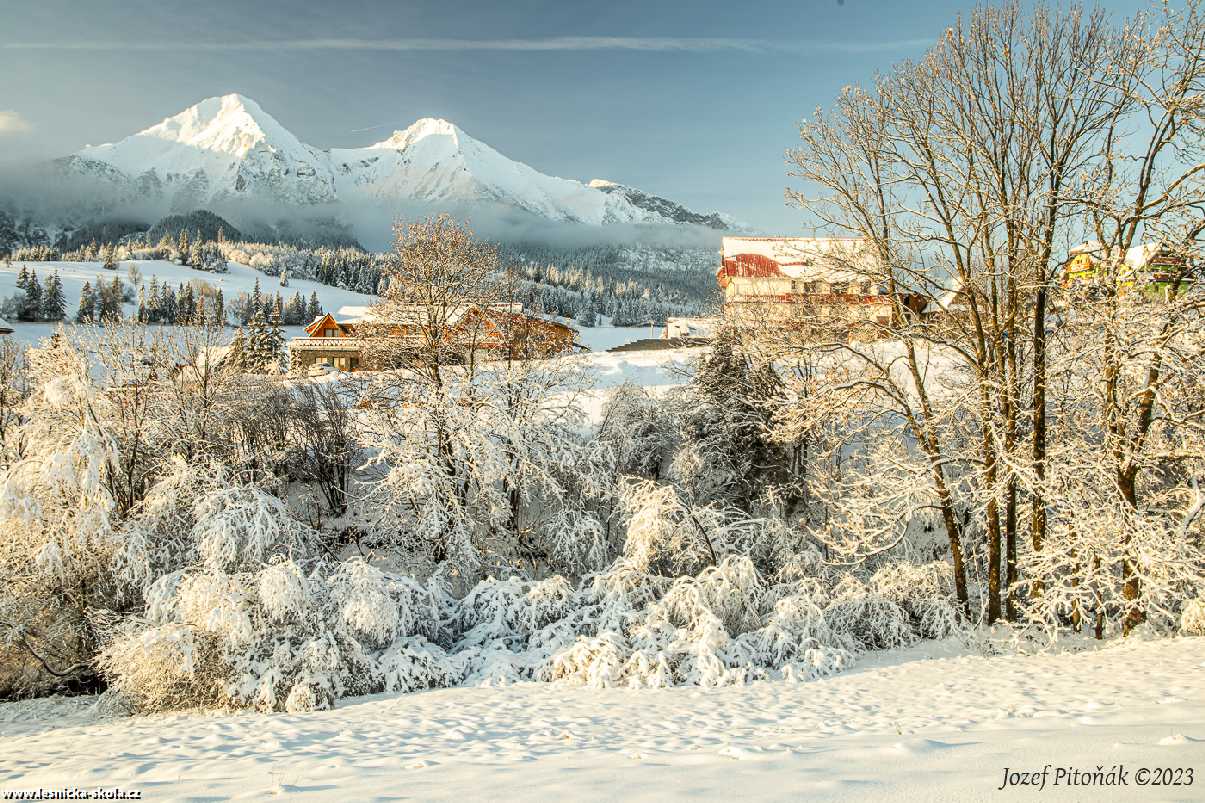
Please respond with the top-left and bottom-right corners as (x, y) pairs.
(41, 272), (66, 321)
(227, 326), (247, 371)
(177, 284), (195, 325)
(20, 270), (42, 321)
(76, 281), (96, 323)
(159, 283), (176, 324)
(244, 311), (268, 372)
(97, 276), (123, 323)
(146, 276), (161, 323)
(251, 277), (263, 318)
(265, 306), (286, 373)
(213, 288), (225, 327)
(285, 291), (305, 326)
(307, 291), (322, 323)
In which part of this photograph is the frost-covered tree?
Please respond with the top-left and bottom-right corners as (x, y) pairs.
(0, 333), (122, 694)
(287, 382), (356, 517)
(668, 334), (798, 514)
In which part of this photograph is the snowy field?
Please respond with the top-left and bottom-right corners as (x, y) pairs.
(0, 260), (661, 354)
(0, 259), (379, 346)
(2, 637), (1202, 801)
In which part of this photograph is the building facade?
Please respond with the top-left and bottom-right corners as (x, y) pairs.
(717, 236), (920, 334)
(1063, 241), (1196, 300)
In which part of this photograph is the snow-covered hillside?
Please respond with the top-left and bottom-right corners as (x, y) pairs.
(3, 637), (1202, 801)
(60, 94), (733, 230)
(0, 259), (378, 344)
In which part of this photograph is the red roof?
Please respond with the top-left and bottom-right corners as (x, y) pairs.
(718, 252), (813, 287)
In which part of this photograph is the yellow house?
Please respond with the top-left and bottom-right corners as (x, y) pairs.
(1063, 241), (1195, 299)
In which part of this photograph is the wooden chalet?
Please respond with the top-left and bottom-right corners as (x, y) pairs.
(291, 313), (363, 372)
(289, 304), (580, 372)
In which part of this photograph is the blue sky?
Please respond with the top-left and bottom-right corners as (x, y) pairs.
(0, 0), (1140, 232)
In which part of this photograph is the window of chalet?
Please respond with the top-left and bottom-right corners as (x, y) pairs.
(831, 282), (848, 295)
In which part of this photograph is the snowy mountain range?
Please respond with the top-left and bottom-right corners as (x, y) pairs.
(56, 94), (735, 232)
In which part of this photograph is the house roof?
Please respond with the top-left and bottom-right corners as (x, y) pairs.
(330, 303), (577, 335)
(304, 312), (347, 336)
(718, 237), (877, 288)
(923, 278), (967, 315)
(336, 302), (524, 326)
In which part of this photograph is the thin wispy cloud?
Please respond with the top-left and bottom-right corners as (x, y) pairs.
(0, 111), (32, 135)
(1, 35), (932, 55)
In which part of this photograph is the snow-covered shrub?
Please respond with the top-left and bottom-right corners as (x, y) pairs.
(331, 559), (443, 646)
(575, 559), (672, 634)
(97, 622), (227, 712)
(745, 585), (835, 666)
(192, 485), (316, 572)
(449, 575), (576, 685)
(547, 631), (629, 687)
(356, 360), (612, 584)
(824, 576), (915, 651)
(547, 556), (869, 689)
(103, 557), (457, 713)
(870, 562), (963, 639)
(619, 480), (724, 576)
(596, 383), (676, 480)
(1181, 599), (1205, 636)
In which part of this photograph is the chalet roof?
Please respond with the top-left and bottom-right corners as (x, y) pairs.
(0, 318), (13, 334)
(331, 303), (577, 335)
(336, 302), (524, 326)
(718, 236), (877, 287)
(304, 312), (349, 337)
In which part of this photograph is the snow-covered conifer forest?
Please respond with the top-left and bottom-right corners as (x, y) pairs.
(1, 0), (1204, 799)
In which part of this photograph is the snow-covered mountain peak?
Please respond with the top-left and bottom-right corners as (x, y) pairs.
(65, 94), (736, 232)
(372, 117), (465, 152)
(133, 93), (301, 158)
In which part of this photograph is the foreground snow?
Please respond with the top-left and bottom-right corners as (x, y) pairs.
(2, 638), (1202, 801)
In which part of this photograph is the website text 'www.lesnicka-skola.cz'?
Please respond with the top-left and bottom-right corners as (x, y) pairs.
(3, 789), (142, 800)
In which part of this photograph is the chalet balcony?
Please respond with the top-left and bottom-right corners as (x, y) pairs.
(288, 336), (361, 351)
